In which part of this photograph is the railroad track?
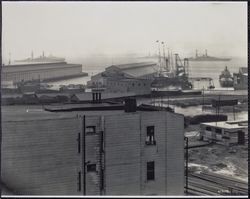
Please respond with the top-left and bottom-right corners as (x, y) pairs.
(186, 171), (248, 196)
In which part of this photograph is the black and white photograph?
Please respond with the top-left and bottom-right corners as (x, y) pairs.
(0, 1), (248, 197)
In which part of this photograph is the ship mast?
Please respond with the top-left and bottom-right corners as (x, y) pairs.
(8, 52), (11, 65)
(171, 50), (174, 75)
(31, 50), (34, 60)
(162, 41), (169, 72)
(156, 40), (162, 74)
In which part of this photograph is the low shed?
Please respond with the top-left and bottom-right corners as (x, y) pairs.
(200, 120), (248, 146)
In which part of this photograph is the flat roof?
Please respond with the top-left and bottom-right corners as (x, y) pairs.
(201, 120), (248, 130)
(2, 62), (81, 73)
(2, 104), (182, 122)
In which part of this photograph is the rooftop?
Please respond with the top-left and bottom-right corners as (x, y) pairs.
(2, 104), (180, 122)
(2, 62), (81, 73)
(202, 120), (248, 130)
(107, 62), (157, 70)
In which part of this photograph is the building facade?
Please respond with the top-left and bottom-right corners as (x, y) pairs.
(105, 78), (152, 95)
(2, 107), (184, 195)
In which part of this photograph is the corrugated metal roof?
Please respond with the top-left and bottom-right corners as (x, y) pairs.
(107, 62), (157, 70)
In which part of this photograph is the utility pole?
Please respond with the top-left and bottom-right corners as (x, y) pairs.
(202, 86), (205, 112)
(184, 137), (189, 194)
(233, 105), (236, 120)
(82, 115), (86, 195)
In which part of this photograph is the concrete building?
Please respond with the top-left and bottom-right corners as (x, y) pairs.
(233, 67), (248, 90)
(200, 120), (248, 146)
(2, 103), (184, 195)
(2, 61), (87, 84)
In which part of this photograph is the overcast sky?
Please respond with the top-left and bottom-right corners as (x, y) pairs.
(2, 1), (247, 61)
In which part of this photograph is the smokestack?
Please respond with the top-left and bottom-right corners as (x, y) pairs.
(205, 49), (207, 57)
(124, 98), (137, 112)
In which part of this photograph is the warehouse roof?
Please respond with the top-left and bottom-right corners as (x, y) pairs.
(106, 62), (157, 71)
(2, 62), (81, 73)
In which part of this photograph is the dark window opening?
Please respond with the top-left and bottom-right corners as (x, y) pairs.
(147, 161), (155, 181)
(86, 126), (96, 134)
(215, 128), (222, 134)
(146, 126), (156, 145)
(222, 136), (230, 140)
(206, 126), (212, 131)
(87, 164), (96, 172)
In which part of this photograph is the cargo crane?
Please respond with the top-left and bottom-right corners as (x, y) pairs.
(151, 42), (193, 90)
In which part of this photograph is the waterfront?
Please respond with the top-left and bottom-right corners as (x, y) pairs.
(50, 56), (247, 90)
(2, 1), (247, 196)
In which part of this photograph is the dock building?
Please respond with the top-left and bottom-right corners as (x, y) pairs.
(1, 61), (87, 84)
(2, 101), (184, 195)
(87, 62), (157, 95)
(199, 120), (248, 146)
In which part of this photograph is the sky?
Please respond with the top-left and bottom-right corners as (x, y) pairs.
(2, 1), (248, 62)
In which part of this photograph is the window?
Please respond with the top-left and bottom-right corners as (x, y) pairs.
(147, 161), (155, 181)
(86, 126), (96, 134)
(146, 126), (156, 145)
(215, 128), (222, 134)
(206, 126), (212, 131)
(87, 164), (96, 172)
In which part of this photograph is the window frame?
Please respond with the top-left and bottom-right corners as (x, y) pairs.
(145, 126), (156, 145)
(86, 126), (96, 134)
(147, 161), (155, 181)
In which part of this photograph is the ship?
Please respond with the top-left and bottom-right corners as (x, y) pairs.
(219, 66), (234, 87)
(188, 50), (231, 62)
(15, 51), (65, 63)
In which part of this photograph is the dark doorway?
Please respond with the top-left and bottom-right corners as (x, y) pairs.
(238, 131), (245, 145)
